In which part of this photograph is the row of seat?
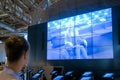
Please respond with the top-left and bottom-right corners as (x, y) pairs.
(52, 71), (114, 80)
(26, 68), (114, 80)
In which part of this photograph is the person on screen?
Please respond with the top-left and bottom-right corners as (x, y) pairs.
(0, 35), (29, 80)
(64, 27), (74, 43)
(75, 37), (88, 59)
(64, 42), (76, 59)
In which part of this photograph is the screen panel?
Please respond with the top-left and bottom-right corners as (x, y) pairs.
(92, 8), (113, 47)
(47, 8), (113, 60)
(47, 49), (60, 60)
(93, 46), (113, 59)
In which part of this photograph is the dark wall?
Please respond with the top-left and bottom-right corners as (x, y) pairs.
(47, 0), (120, 21)
(112, 5), (120, 70)
(28, 5), (120, 78)
(28, 23), (47, 66)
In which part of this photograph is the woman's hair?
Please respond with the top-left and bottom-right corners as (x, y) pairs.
(5, 35), (29, 62)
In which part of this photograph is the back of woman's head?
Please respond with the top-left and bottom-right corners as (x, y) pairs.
(5, 35), (29, 63)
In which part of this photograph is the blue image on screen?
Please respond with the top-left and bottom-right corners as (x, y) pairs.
(92, 8), (112, 24)
(93, 46), (113, 59)
(47, 20), (61, 41)
(92, 8), (112, 46)
(75, 12), (92, 27)
(93, 32), (113, 47)
(47, 49), (61, 60)
(47, 8), (113, 60)
(60, 16), (74, 28)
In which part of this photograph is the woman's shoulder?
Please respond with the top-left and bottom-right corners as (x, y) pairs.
(0, 71), (17, 80)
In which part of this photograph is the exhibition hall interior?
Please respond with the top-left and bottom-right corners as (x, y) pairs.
(0, 0), (120, 80)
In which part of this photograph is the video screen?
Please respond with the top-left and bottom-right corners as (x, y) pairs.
(47, 8), (113, 60)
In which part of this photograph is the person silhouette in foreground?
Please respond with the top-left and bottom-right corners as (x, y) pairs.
(0, 35), (29, 80)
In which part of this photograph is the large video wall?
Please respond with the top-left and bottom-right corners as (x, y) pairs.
(47, 8), (113, 60)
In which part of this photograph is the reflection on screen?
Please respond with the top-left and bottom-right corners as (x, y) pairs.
(47, 8), (113, 60)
